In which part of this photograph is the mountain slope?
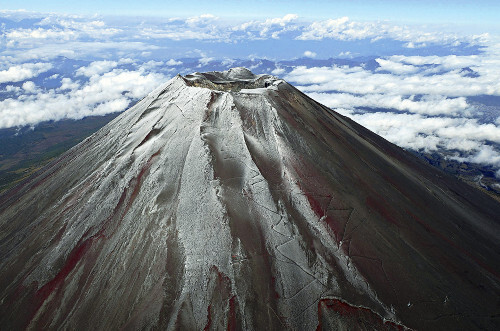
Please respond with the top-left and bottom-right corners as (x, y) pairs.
(0, 68), (499, 330)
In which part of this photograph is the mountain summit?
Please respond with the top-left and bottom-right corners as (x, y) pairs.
(1, 68), (499, 330)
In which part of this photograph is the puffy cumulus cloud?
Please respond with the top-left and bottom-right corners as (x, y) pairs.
(297, 17), (353, 40)
(341, 111), (500, 155)
(185, 14), (218, 26)
(22, 81), (37, 93)
(323, 107), (500, 173)
(221, 58), (235, 67)
(6, 28), (79, 41)
(404, 42), (426, 49)
(198, 56), (214, 66)
(386, 53), (500, 92)
(296, 16), (469, 47)
(303, 51), (316, 58)
(1, 11), (498, 176)
(344, 112), (455, 151)
(307, 92), (470, 116)
(0, 62), (52, 83)
(1, 11), (488, 62)
(285, 64), (500, 97)
(375, 58), (419, 74)
(265, 14), (298, 26)
(59, 78), (80, 91)
(37, 17), (121, 37)
(285, 48), (500, 173)
(3, 85), (21, 93)
(234, 14), (299, 39)
(71, 69), (166, 101)
(76, 60), (118, 77)
(136, 14), (227, 41)
(272, 67), (286, 75)
(237, 14), (297, 31)
(1, 10), (489, 54)
(191, 50), (214, 67)
(387, 55), (480, 70)
(0, 15), (134, 62)
(450, 145), (500, 172)
(4, 19), (122, 50)
(138, 60), (167, 71)
(260, 13), (299, 36)
(0, 69), (168, 129)
(435, 122), (500, 143)
(166, 59), (183, 66)
(3, 12), (222, 46)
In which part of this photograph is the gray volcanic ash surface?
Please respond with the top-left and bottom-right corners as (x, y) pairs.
(0, 68), (499, 330)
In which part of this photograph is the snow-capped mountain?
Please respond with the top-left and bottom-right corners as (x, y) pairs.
(0, 68), (499, 330)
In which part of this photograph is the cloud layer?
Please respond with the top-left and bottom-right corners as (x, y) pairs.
(1, 10), (499, 178)
(283, 50), (500, 174)
(0, 63), (167, 128)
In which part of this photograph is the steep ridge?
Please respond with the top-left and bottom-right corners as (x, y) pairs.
(0, 68), (499, 330)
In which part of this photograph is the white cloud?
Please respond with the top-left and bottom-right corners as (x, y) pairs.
(59, 78), (80, 90)
(4, 19), (121, 51)
(285, 64), (500, 97)
(22, 81), (36, 93)
(404, 42), (426, 49)
(234, 14), (299, 39)
(296, 16), (468, 47)
(0, 62), (52, 83)
(166, 59), (183, 66)
(307, 92), (470, 116)
(198, 56), (214, 66)
(263, 14), (298, 28)
(284, 48), (500, 173)
(37, 18), (121, 37)
(118, 58), (135, 65)
(340, 111), (500, 155)
(1, 11), (499, 177)
(297, 16), (351, 40)
(450, 145), (500, 169)
(272, 67), (286, 75)
(139, 60), (164, 70)
(76, 60), (118, 77)
(221, 58), (235, 67)
(4, 85), (21, 93)
(6, 28), (78, 41)
(135, 14), (227, 41)
(185, 14), (218, 26)
(1, 40), (160, 62)
(0, 69), (168, 129)
(388, 55), (479, 70)
(375, 58), (419, 74)
(303, 51), (316, 58)
(138, 27), (222, 40)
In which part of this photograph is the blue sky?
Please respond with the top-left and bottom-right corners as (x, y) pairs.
(3, 0), (500, 28)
